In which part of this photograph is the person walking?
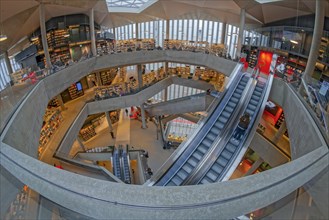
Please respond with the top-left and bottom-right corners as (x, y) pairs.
(125, 109), (129, 116)
(233, 113), (251, 140)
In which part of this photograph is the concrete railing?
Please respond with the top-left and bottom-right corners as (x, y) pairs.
(0, 51), (328, 219)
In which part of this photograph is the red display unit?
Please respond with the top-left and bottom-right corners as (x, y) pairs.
(258, 51), (273, 74)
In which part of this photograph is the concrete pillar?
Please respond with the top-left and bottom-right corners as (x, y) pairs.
(140, 105), (147, 129)
(38, 196), (54, 220)
(56, 94), (65, 111)
(137, 64), (143, 89)
(166, 19), (170, 40)
(39, 3), (52, 69)
(135, 23), (139, 39)
(164, 88), (168, 101)
(4, 51), (13, 74)
(95, 72), (102, 86)
(89, 8), (97, 57)
(244, 158), (264, 176)
(303, 0), (325, 80)
(272, 120), (287, 144)
(236, 8), (246, 59)
(76, 137), (86, 151)
(221, 22), (226, 44)
(165, 62), (168, 76)
(105, 111), (113, 132)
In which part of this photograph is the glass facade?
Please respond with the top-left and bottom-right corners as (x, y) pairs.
(152, 84), (204, 102)
(0, 57), (21, 91)
(113, 19), (240, 57)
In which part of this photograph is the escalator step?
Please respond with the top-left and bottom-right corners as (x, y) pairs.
(254, 91), (262, 97)
(200, 177), (211, 184)
(198, 145), (208, 154)
(177, 170), (188, 180)
(237, 85), (245, 90)
(245, 109), (254, 116)
(218, 116), (228, 124)
(171, 176), (183, 186)
(250, 99), (258, 106)
(193, 151), (203, 161)
(233, 93), (241, 99)
(207, 170), (218, 182)
(248, 105), (257, 111)
(215, 121), (225, 130)
(207, 132), (217, 141)
(218, 157), (229, 167)
(211, 126), (220, 134)
(188, 157), (198, 167)
(240, 82), (247, 87)
(221, 150), (233, 160)
(231, 97), (239, 103)
(212, 163), (224, 174)
(251, 95), (260, 101)
(182, 163), (193, 173)
(236, 88), (243, 94)
(202, 138), (213, 147)
(227, 101), (237, 108)
(222, 110), (231, 119)
(225, 143), (236, 153)
(166, 182), (176, 186)
(225, 106), (234, 113)
(255, 87), (263, 92)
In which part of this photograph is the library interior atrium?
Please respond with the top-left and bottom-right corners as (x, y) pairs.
(0, 0), (328, 219)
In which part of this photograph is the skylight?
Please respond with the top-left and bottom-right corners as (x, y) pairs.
(106, 0), (151, 9)
(255, 0), (283, 4)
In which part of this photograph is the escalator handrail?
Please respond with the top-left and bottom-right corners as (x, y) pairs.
(153, 72), (249, 186)
(185, 76), (258, 185)
(219, 73), (274, 182)
(145, 64), (244, 186)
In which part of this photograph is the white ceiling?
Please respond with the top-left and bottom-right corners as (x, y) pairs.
(0, 0), (328, 55)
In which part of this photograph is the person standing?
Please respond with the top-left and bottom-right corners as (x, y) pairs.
(233, 113), (251, 140)
(110, 131), (115, 139)
(125, 109), (129, 116)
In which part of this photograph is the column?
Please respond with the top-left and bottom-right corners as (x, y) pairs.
(236, 8), (246, 59)
(56, 94), (66, 111)
(272, 120), (287, 144)
(135, 23), (139, 39)
(113, 28), (117, 51)
(89, 8), (97, 57)
(4, 51), (13, 74)
(140, 105), (147, 129)
(39, 3), (52, 69)
(165, 62), (169, 76)
(76, 137), (86, 151)
(221, 22), (226, 45)
(137, 64), (143, 89)
(166, 19), (170, 40)
(303, 0), (325, 80)
(105, 111), (113, 132)
(96, 72), (102, 86)
(243, 158), (264, 176)
(164, 88), (168, 101)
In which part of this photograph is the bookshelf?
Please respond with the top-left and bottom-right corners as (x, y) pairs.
(99, 68), (117, 85)
(275, 112), (285, 129)
(80, 125), (96, 141)
(248, 47), (258, 68)
(68, 82), (84, 99)
(38, 109), (63, 157)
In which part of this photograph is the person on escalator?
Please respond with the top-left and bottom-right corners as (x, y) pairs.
(233, 113), (251, 140)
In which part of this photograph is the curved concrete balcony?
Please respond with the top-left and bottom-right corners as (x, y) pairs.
(0, 51), (328, 219)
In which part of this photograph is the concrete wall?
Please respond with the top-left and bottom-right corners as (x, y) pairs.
(1, 141), (327, 219)
(269, 79), (326, 159)
(145, 94), (207, 116)
(2, 82), (49, 157)
(250, 133), (290, 167)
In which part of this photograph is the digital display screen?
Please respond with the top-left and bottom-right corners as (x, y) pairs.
(76, 82), (82, 91)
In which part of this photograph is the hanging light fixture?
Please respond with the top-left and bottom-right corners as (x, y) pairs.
(0, 34), (7, 42)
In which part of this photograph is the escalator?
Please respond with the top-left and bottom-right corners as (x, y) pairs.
(122, 150), (131, 184)
(112, 149), (122, 180)
(189, 75), (273, 185)
(152, 72), (252, 186)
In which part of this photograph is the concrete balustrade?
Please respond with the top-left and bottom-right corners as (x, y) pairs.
(0, 51), (328, 219)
